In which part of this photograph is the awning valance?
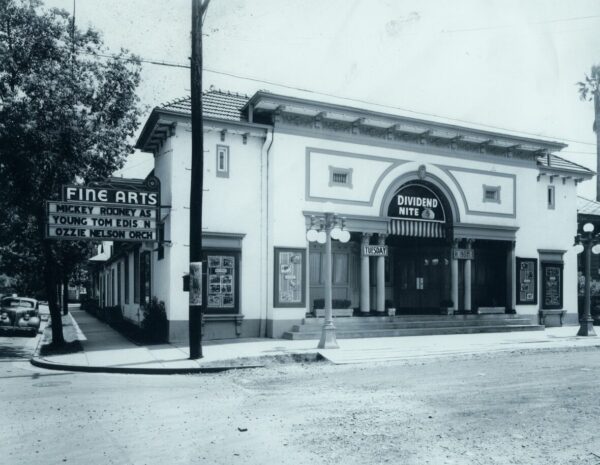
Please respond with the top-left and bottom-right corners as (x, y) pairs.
(388, 219), (445, 238)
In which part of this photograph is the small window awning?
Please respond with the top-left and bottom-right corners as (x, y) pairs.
(388, 219), (446, 238)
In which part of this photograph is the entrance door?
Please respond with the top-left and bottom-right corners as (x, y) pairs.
(392, 239), (451, 313)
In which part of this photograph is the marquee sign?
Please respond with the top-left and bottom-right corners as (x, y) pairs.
(45, 178), (161, 242)
(387, 183), (445, 223)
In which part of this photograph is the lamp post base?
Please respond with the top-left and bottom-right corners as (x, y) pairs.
(577, 318), (597, 336)
(318, 322), (339, 349)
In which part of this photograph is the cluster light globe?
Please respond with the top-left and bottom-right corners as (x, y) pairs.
(574, 244), (585, 254)
(593, 244), (600, 255)
(339, 230), (351, 243)
(316, 231), (327, 244)
(584, 223), (595, 233)
(330, 227), (342, 240)
(306, 229), (319, 242)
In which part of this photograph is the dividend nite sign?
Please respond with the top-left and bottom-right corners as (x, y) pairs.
(45, 181), (160, 242)
(387, 183), (446, 223)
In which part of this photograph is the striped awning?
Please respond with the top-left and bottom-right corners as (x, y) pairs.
(388, 219), (446, 238)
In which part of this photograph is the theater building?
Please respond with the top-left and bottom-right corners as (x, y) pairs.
(92, 90), (593, 342)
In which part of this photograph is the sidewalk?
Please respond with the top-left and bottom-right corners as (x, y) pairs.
(32, 309), (600, 374)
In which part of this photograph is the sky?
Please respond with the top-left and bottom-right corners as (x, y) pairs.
(43, 0), (600, 198)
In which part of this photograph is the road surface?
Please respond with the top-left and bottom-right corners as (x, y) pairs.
(2, 337), (600, 465)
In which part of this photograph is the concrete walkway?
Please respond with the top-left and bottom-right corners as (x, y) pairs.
(31, 309), (600, 374)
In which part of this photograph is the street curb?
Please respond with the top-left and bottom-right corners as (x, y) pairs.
(29, 356), (265, 374)
(31, 312), (267, 374)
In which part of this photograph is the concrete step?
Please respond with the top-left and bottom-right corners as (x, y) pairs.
(301, 314), (526, 324)
(281, 324), (544, 340)
(291, 318), (535, 332)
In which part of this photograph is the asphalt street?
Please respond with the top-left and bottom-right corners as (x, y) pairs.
(2, 336), (600, 465)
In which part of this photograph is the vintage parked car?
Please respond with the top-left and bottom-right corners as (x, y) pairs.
(0, 296), (41, 334)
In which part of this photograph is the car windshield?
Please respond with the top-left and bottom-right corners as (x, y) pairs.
(1, 298), (34, 309)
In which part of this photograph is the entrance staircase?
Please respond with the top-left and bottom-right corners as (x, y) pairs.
(281, 314), (543, 340)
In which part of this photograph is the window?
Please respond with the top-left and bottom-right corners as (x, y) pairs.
(110, 269), (115, 306)
(547, 185), (555, 209)
(133, 247), (140, 304)
(482, 185), (500, 203)
(157, 223), (165, 260)
(329, 166), (353, 188)
(124, 254), (130, 304)
(216, 145), (229, 178)
(140, 251), (151, 305)
(333, 253), (349, 285)
(117, 262), (122, 306)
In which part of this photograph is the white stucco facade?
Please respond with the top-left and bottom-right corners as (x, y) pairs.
(95, 90), (592, 342)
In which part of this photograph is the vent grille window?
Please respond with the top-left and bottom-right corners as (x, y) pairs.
(329, 166), (353, 188)
(482, 185), (500, 203)
(216, 145), (229, 178)
(547, 185), (555, 209)
(332, 172), (347, 184)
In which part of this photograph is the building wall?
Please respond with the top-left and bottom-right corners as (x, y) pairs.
(265, 130), (579, 334)
(93, 119), (582, 339)
(152, 121), (268, 342)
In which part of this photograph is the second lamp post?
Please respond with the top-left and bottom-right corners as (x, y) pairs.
(574, 222), (600, 337)
(306, 213), (350, 349)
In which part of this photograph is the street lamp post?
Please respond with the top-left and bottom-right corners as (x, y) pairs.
(306, 213), (350, 349)
(574, 222), (599, 336)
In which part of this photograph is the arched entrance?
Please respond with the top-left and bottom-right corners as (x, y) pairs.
(385, 180), (454, 313)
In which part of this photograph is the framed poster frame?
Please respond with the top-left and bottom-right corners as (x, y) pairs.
(516, 257), (537, 305)
(541, 261), (563, 310)
(203, 248), (240, 315)
(274, 247), (306, 308)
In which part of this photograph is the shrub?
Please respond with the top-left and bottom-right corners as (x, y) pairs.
(313, 298), (351, 309)
(141, 297), (168, 343)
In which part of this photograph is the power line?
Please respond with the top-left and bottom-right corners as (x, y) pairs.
(117, 160), (151, 173)
(442, 14), (600, 34)
(561, 150), (599, 156)
(78, 50), (598, 148)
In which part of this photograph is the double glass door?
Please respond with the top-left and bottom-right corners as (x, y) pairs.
(392, 241), (451, 312)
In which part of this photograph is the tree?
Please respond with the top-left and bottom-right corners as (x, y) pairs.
(0, 0), (142, 345)
(577, 65), (600, 201)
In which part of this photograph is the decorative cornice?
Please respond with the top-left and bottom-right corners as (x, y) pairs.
(136, 108), (270, 154)
(244, 90), (567, 153)
(274, 111), (545, 164)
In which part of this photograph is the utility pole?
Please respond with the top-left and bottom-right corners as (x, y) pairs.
(595, 89), (600, 201)
(189, 0), (210, 359)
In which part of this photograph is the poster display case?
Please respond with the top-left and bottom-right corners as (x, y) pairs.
(541, 262), (563, 310)
(516, 257), (537, 305)
(274, 248), (306, 307)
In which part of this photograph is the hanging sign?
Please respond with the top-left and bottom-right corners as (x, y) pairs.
(362, 245), (388, 256)
(45, 178), (161, 242)
(452, 248), (474, 260)
(189, 262), (203, 306)
(387, 183), (445, 223)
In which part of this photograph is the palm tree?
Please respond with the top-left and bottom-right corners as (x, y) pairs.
(578, 65), (600, 200)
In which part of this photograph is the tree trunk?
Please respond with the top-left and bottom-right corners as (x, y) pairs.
(62, 271), (69, 315)
(43, 241), (65, 346)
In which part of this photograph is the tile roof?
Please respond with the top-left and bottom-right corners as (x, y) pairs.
(578, 196), (600, 216)
(159, 90), (249, 121)
(537, 153), (593, 175)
